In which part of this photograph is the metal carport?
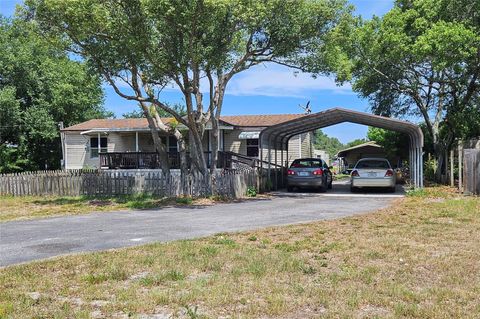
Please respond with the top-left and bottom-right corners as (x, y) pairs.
(259, 108), (424, 188)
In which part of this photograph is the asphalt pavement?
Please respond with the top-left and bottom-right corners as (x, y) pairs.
(0, 181), (403, 267)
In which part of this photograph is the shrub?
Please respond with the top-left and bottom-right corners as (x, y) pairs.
(246, 186), (257, 197)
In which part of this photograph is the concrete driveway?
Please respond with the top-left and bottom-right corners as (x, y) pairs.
(0, 181), (403, 267)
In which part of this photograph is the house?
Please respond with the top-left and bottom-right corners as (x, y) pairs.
(336, 141), (402, 171)
(313, 149), (330, 165)
(60, 114), (315, 170)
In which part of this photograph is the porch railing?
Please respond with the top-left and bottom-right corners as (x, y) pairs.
(99, 151), (218, 169)
(99, 151), (285, 171)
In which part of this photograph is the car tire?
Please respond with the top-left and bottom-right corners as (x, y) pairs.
(350, 185), (357, 193)
(287, 186), (294, 192)
(389, 186), (396, 193)
(328, 179), (333, 189)
(318, 177), (327, 192)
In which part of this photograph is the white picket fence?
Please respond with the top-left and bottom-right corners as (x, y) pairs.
(0, 169), (258, 198)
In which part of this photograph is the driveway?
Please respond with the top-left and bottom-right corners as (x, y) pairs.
(0, 181), (403, 267)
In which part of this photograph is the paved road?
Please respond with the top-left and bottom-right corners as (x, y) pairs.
(0, 181), (402, 267)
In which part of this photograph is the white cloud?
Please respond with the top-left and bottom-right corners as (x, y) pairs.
(226, 64), (353, 98)
(102, 64), (353, 99)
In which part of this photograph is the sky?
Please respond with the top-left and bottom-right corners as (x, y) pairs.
(0, 0), (394, 143)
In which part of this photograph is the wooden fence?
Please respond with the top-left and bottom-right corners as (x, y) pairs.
(463, 149), (480, 195)
(0, 169), (258, 198)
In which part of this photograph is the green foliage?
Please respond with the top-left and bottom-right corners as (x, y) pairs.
(28, 0), (352, 175)
(344, 138), (368, 148)
(176, 196), (193, 205)
(405, 188), (427, 198)
(338, 0), (480, 155)
(424, 158), (437, 182)
(367, 127), (409, 159)
(0, 18), (108, 173)
(246, 186), (257, 198)
(121, 109), (145, 119)
(123, 104), (186, 119)
(314, 130), (344, 158)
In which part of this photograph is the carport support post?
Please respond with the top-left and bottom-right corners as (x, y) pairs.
(413, 147), (416, 188)
(409, 147), (412, 187)
(415, 147), (419, 188)
(267, 146), (272, 190)
(280, 146), (284, 188)
(274, 148), (278, 190)
(420, 147), (424, 188)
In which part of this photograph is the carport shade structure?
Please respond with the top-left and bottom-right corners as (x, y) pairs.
(259, 108), (424, 188)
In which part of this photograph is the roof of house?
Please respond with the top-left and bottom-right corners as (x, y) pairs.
(336, 141), (383, 157)
(62, 114), (306, 131)
(220, 114), (305, 127)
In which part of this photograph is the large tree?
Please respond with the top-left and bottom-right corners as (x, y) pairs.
(367, 127), (409, 160)
(0, 17), (108, 173)
(334, 0), (480, 179)
(28, 0), (351, 191)
(314, 130), (344, 158)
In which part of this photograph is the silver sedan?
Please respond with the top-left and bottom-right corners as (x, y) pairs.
(350, 158), (396, 192)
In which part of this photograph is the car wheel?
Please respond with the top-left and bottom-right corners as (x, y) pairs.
(318, 177), (327, 192)
(389, 186), (396, 193)
(328, 179), (333, 189)
(350, 185), (357, 193)
(287, 186), (294, 192)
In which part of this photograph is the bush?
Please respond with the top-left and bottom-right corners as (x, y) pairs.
(246, 186), (257, 197)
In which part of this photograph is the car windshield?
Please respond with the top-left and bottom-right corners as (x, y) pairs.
(355, 160), (390, 169)
(290, 159), (322, 168)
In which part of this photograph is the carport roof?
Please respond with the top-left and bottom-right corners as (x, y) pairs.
(260, 107), (424, 150)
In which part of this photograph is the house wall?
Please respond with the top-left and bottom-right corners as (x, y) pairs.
(64, 129), (314, 169)
(109, 132), (135, 152)
(222, 129), (314, 166)
(223, 129), (246, 154)
(342, 145), (401, 168)
(64, 132), (154, 169)
(64, 132), (96, 169)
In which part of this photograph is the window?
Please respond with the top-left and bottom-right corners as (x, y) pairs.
(290, 159), (322, 168)
(160, 136), (167, 146)
(246, 139), (259, 157)
(168, 136), (178, 153)
(355, 159), (391, 169)
(90, 137), (107, 158)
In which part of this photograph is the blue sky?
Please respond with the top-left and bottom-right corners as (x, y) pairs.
(1, 0), (394, 143)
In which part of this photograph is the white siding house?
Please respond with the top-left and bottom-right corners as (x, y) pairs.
(61, 114), (314, 170)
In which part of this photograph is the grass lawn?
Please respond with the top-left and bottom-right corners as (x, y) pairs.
(1, 187), (479, 318)
(333, 173), (350, 181)
(0, 194), (230, 223)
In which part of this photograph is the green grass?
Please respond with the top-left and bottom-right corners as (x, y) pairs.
(0, 194), (226, 222)
(333, 173), (350, 180)
(0, 187), (479, 318)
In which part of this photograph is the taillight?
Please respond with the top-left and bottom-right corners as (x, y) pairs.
(287, 169), (296, 175)
(385, 169), (394, 177)
(312, 169), (323, 176)
(351, 170), (359, 177)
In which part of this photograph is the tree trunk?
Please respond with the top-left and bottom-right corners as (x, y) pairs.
(210, 80), (226, 172)
(210, 117), (219, 172)
(175, 133), (189, 195)
(434, 146), (445, 182)
(139, 104), (170, 179)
